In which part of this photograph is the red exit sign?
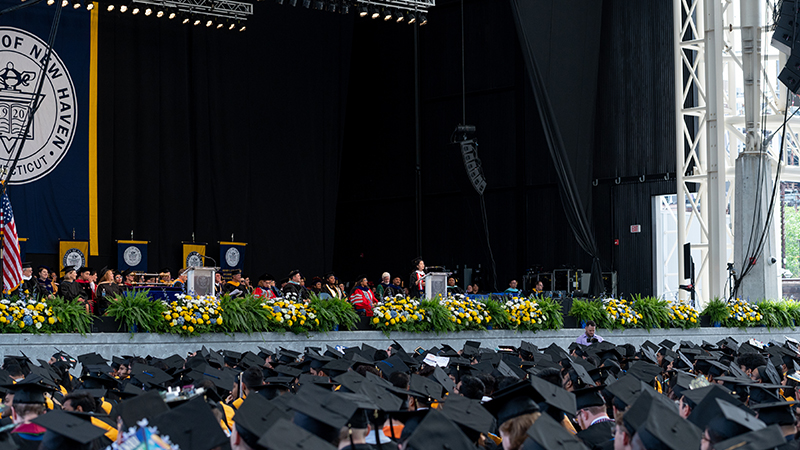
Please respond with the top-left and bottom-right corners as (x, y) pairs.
(630, 225), (641, 233)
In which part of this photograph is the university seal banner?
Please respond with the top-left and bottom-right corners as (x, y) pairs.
(0, 5), (92, 255)
(117, 239), (148, 272)
(219, 241), (246, 272)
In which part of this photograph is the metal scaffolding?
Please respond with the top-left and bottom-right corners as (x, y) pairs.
(673, 0), (800, 305)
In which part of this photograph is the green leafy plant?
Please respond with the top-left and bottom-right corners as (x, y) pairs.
(419, 297), (456, 334)
(537, 297), (564, 330)
(219, 295), (274, 334)
(568, 299), (605, 325)
(48, 296), (92, 334)
(756, 300), (792, 329)
(105, 290), (167, 333)
(481, 297), (511, 329)
(308, 295), (359, 331)
(784, 299), (800, 325)
(701, 297), (730, 324)
(630, 294), (670, 329)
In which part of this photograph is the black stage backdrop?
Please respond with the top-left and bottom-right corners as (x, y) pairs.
(59, 0), (676, 296)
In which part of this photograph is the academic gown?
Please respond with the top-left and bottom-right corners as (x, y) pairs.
(59, 280), (83, 301)
(282, 282), (310, 300)
(96, 282), (122, 315)
(223, 281), (246, 298)
(576, 421), (615, 450)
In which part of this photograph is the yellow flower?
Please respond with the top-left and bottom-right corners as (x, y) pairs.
(216, 317), (223, 325)
(47, 317), (55, 324)
(188, 326), (194, 332)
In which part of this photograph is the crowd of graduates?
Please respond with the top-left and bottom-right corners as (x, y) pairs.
(2, 333), (800, 450)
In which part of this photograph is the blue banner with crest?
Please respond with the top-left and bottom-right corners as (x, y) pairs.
(219, 241), (245, 272)
(117, 240), (147, 272)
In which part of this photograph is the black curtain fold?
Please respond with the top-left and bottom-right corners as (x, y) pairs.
(509, 0), (604, 295)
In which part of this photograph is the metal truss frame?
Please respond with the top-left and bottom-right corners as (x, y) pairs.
(354, 0), (433, 13)
(672, 0), (798, 305)
(132, 0), (253, 19)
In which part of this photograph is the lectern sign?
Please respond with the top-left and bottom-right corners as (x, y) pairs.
(0, 27), (77, 184)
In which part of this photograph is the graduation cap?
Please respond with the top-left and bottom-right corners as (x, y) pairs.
(110, 389), (169, 428)
(188, 364), (237, 393)
(333, 370), (366, 393)
(521, 413), (589, 450)
(569, 359), (594, 387)
(61, 266), (77, 274)
(748, 384), (783, 405)
(713, 424), (788, 450)
(573, 385), (606, 410)
(149, 396), (228, 450)
(439, 394), (494, 435)
(483, 380), (540, 426)
(258, 417), (337, 450)
(290, 384), (358, 443)
(704, 398), (766, 442)
(203, 347), (225, 368)
(77, 353), (107, 367)
(408, 374), (444, 402)
(376, 354), (410, 378)
(1, 374), (56, 404)
(635, 398), (702, 450)
(605, 375), (650, 411)
(32, 410), (108, 449)
(273, 364), (302, 378)
(257, 346), (274, 359)
(626, 361), (661, 383)
(403, 409), (478, 450)
(232, 393), (291, 448)
(751, 400), (800, 426)
(130, 364), (172, 387)
(495, 359), (524, 380)
(462, 341), (481, 358)
(429, 366), (456, 393)
(528, 376), (577, 416)
(543, 343), (569, 362)
(222, 350), (242, 367)
(686, 385), (752, 429)
(321, 359), (353, 376)
(358, 379), (403, 412)
(659, 339), (677, 350)
(764, 358), (783, 385)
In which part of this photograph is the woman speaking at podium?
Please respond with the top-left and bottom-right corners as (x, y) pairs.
(409, 258), (425, 298)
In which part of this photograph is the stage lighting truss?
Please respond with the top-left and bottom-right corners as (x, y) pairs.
(131, 0), (252, 20)
(276, 0), (431, 23)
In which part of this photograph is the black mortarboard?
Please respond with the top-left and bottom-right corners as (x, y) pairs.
(574, 385), (606, 410)
(321, 359), (353, 376)
(439, 394), (494, 435)
(233, 393), (291, 448)
(462, 340), (481, 357)
(529, 376), (577, 416)
(626, 361), (661, 384)
(521, 413), (589, 450)
(543, 343), (569, 362)
(748, 384), (782, 405)
(273, 364), (302, 378)
(713, 424), (787, 450)
(290, 383), (358, 432)
(32, 410), (108, 449)
(110, 389), (169, 428)
(429, 367), (456, 393)
(376, 354), (410, 377)
(604, 374), (647, 409)
(406, 374), (444, 403)
(686, 385), (752, 429)
(635, 398), (702, 450)
(62, 266), (77, 274)
(149, 396), (228, 450)
(2, 374), (55, 403)
(77, 353), (107, 367)
(223, 350), (242, 367)
(751, 400), (799, 426)
(130, 364), (172, 387)
(258, 418), (337, 450)
(705, 398), (765, 441)
(404, 409), (478, 450)
(483, 380), (540, 426)
(333, 370), (366, 393)
(570, 359), (594, 387)
(358, 378), (402, 412)
(659, 339), (676, 350)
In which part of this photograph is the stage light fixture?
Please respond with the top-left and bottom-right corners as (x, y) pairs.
(216, 22), (223, 28)
(47, 0), (55, 5)
(72, 0), (80, 9)
(206, 18), (212, 26)
(119, 4), (127, 12)
(106, 4), (114, 10)
(302, 0), (310, 7)
(407, 11), (416, 23)
(288, 0), (297, 5)
(395, 10), (404, 22)
(239, 24), (245, 31)
(370, 5), (378, 18)
(340, 2), (348, 13)
(357, 4), (366, 16)
(327, 1), (337, 13)
(156, 9), (164, 17)
(419, 13), (426, 25)
(313, 0), (323, 9)
(182, 16), (190, 23)
(132, 6), (139, 14)
(168, 11), (176, 18)
(86, 2), (93, 10)
(383, 8), (391, 20)
(144, 7), (152, 15)
(229, 22), (235, 29)
(193, 18), (200, 24)
(275, 0), (283, 4)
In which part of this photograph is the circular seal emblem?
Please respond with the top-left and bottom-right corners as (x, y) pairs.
(62, 247), (84, 270)
(0, 27), (78, 184)
(186, 251), (203, 268)
(225, 247), (240, 267)
(123, 245), (141, 267)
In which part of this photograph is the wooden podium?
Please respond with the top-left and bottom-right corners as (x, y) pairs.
(424, 272), (449, 300)
(186, 266), (216, 297)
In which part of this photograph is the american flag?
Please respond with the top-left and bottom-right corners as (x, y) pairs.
(1, 192), (21, 293)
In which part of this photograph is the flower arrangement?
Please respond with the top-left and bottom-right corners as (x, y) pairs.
(260, 293), (320, 333)
(630, 295), (671, 329)
(0, 295), (91, 334)
(164, 295), (223, 336)
(668, 300), (700, 329)
(503, 297), (545, 331)
(372, 295), (427, 333)
(724, 297), (762, 327)
(443, 294), (490, 331)
(602, 297), (642, 329)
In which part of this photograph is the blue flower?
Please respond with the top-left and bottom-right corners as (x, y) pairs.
(23, 316), (33, 326)
(273, 306), (281, 313)
(177, 317), (185, 325)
